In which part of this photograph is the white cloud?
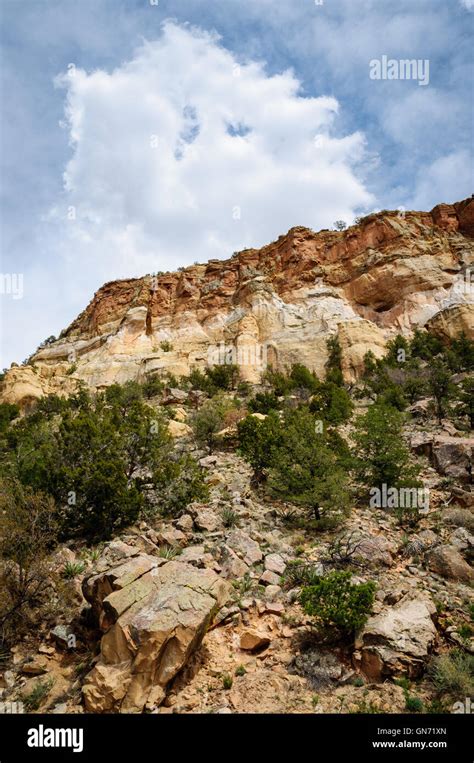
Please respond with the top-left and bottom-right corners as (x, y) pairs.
(460, 0), (474, 10)
(52, 21), (373, 282)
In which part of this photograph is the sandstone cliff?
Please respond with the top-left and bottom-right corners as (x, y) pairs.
(2, 198), (473, 408)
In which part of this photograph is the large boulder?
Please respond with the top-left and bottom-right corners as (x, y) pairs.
(410, 434), (473, 484)
(354, 593), (437, 681)
(82, 557), (231, 712)
(427, 545), (474, 583)
(167, 419), (193, 438)
(431, 436), (473, 484)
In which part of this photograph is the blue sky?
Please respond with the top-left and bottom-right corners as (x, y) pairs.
(1, 0), (473, 368)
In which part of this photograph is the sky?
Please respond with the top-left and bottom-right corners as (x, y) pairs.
(0, 0), (473, 368)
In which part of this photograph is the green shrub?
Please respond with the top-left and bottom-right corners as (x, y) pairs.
(410, 329), (443, 361)
(205, 364), (239, 391)
(62, 561), (86, 579)
(0, 481), (58, 644)
(248, 392), (280, 414)
(237, 411), (283, 481)
(263, 367), (293, 397)
(187, 364), (238, 396)
(0, 402), (20, 435)
(428, 651), (474, 697)
(405, 694), (423, 713)
(309, 382), (353, 425)
(160, 340), (173, 352)
(221, 506), (239, 528)
(289, 363), (319, 394)
(446, 332), (474, 372)
(283, 560), (322, 588)
(22, 677), (54, 711)
(153, 454), (208, 517)
(325, 336), (344, 387)
(158, 545), (180, 560)
(236, 381), (252, 397)
(300, 570), (376, 637)
(428, 359), (454, 423)
(191, 396), (229, 452)
(142, 376), (164, 399)
(188, 368), (211, 392)
(2, 382), (207, 541)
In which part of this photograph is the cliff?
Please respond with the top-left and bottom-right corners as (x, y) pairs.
(2, 198), (473, 409)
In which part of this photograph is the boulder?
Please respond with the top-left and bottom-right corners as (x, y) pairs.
(449, 526), (474, 553)
(188, 504), (222, 533)
(161, 388), (188, 405)
(443, 507), (474, 533)
(431, 436), (474, 484)
(218, 545), (250, 579)
(426, 303), (474, 342)
(260, 570), (281, 586)
(354, 535), (396, 567)
(427, 545), (474, 583)
(264, 553), (286, 575)
(174, 515), (194, 536)
(354, 593), (437, 681)
(408, 399), (431, 419)
(178, 545), (212, 567)
(82, 558), (231, 712)
(451, 487), (474, 509)
(188, 390), (208, 408)
(167, 419), (192, 438)
(155, 526), (187, 548)
(226, 529), (263, 565)
(172, 406), (188, 422)
(410, 432), (434, 457)
(240, 629), (271, 651)
(21, 655), (50, 676)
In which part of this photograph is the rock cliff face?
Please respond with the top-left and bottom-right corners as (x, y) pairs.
(2, 198), (474, 408)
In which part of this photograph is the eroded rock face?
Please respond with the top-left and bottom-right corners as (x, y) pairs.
(354, 593), (437, 681)
(2, 199), (473, 407)
(82, 557), (231, 713)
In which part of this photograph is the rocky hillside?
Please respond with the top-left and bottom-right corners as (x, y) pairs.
(0, 197), (472, 718)
(1, 430), (473, 715)
(2, 198), (473, 409)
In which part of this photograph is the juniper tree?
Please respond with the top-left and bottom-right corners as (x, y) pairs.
(353, 403), (419, 490)
(267, 408), (350, 522)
